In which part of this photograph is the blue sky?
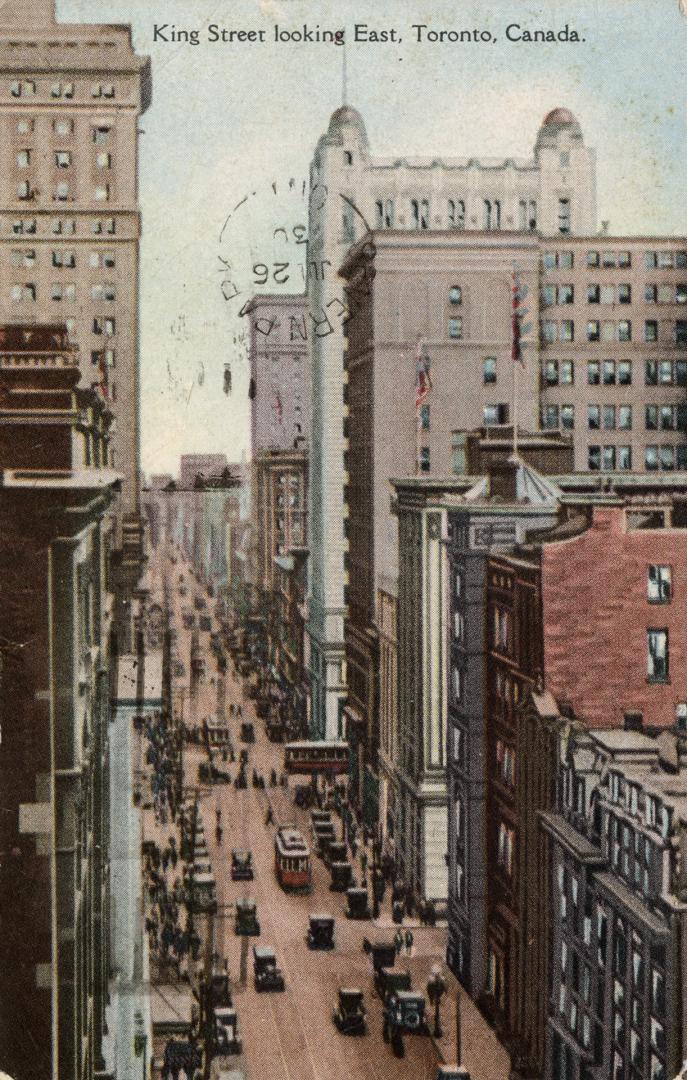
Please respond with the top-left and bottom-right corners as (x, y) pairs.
(58, 0), (687, 475)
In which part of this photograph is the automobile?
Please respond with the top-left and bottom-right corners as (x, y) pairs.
(375, 965), (412, 1002)
(211, 1006), (242, 1055)
(206, 968), (232, 1009)
(234, 897), (260, 936)
(312, 822), (336, 855)
(345, 886), (371, 920)
(323, 840), (347, 868)
(253, 946), (285, 992)
(240, 721), (255, 743)
(193, 856), (212, 876)
(231, 850), (254, 881)
(307, 913), (335, 949)
(364, 939), (397, 974)
(332, 988), (367, 1035)
(310, 809), (332, 830)
(383, 990), (429, 1038)
(190, 872), (217, 915)
(329, 861), (353, 892)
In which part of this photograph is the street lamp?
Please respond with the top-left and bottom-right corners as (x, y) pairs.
(426, 964), (448, 1038)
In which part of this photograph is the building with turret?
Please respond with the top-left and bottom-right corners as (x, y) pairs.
(306, 103), (597, 741)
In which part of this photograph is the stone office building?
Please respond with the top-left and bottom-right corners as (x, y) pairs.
(0, 324), (119, 1080)
(306, 100), (596, 741)
(248, 294), (310, 455)
(542, 725), (687, 1080)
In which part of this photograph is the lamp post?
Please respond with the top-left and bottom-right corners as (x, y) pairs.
(426, 964), (448, 1039)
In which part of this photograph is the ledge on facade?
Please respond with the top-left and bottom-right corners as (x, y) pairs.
(539, 811), (605, 863)
(594, 871), (670, 938)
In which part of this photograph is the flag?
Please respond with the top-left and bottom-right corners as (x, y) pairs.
(415, 338), (432, 412)
(511, 270), (529, 367)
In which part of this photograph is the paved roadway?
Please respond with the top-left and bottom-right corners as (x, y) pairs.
(152, 545), (509, 1080)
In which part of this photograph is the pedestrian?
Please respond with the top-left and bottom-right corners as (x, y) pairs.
(265, 805), (274, 826)
(360, 850), (368, 877)
(394, 930), (403, 958)
(404, 929), (414, 957)
(215, 823), (223, 846)
(215, 806), (222, 826)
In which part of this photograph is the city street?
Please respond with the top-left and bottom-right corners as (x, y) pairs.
(144, 545), (509, 1080)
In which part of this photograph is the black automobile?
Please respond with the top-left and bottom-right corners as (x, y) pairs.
(364, 939), (397, 973)
(332, 988), (367, 1035)
(253, 946), (285, 992)
(307, 913), (335, 949)
(240, 721), (255, 743)
(383, 990), (429, 1038)
(234, 898), (260, 936)
(329, 861), (353, 892)
(323, 840), (347, 868)
(345, 886), (371, 920)
(312, 822), (336, 855)
(376, 965), (411, 1001)
(211, 1007), (242, 1055)
(231, 850), (254, 881)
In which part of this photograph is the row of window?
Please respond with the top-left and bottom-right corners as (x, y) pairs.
(543, 250), (687, 270)
(9, 79), (117, 99)
(588, 445), (687, 471)
(544, 403), (687, 432)
(11, 249), (115, 269)
(374, 197), (543, 232)
(15, 149), (111, 169)
(16, 180), (112, 202)
(544, 357), (687, 386)
(542, 283), (687, 306)
(10, 282), (118, 301)
(11, 217), (117, 235)
(541, 319), (687, 344)
(14, 119), (112, 142)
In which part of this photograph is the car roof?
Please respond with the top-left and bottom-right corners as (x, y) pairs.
(253, 946), (275, 958)
(310, 913), (334, 921)
(340, 987), (363, 996)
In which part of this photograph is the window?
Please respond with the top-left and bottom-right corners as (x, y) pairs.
(484, 403), (508, 425)
(561, 405), (575, 429)
(587, 321), (600, 341)
(54, 119), (73, 137)
(648, 566), (671, 603)
(10, 249), (35, 268)
(16, 119), (33, 134)
(448, 317), (462, 339)
(645, 320), (659, 343)
(10, 283), (36, 302)
(449, 286), (462, 305)
(558, 198), (571, 233)
(483, 357), (497, 384)
(541, 320), (557, 343)
(588, 405), (600, 430)
(619, 405), (632, 430)
(55, 151), (71, 168)
(619, 445), (632, 471)
(94, 185), (110, 202)
(603, 359), (616, 385)
(497, 821), (514, 876)
(618, 360), (632, 385)
(676, 320), (687, 346)
(542, 285), (556, 307)
(600, 285), (615, 305)
(419, 403), (430, 430)
(618, 284), (631, 304)
(603, 405), (616, 430)
(560, 320), (574, 342)
(483, 199), (501, 230)
(543, 405), (559, 429)
(96, 151), (111, 169)
(419, 446), (430, 473)
(587, 284), (600, 304)
(447, 199), (465, 229)
(648, 629), (669, 682)
(559, 284), (574, 304)
(646, 360), (658, 386)
(618, 320), (631, 342)
(343, 150), (352, 165)
(588, 360), (600, 385)
(16, 180), (31, 201)
(588, 445), (601, 470)
(55, 182), (70, 201)
(602, 446), (616, 470)
(93, 125), (112, 145)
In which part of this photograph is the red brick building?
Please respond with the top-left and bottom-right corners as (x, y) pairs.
(542, 502), (687, 729)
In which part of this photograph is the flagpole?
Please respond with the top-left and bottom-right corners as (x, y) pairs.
(513, 355), (519, 459)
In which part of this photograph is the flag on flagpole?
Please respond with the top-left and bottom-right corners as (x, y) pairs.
(415, 338), (432, 413)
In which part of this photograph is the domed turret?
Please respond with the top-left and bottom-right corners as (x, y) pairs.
(535, 107), (583, 152)
(326, 105), (369, 148)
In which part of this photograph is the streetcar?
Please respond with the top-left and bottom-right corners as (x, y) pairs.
(274, 824), (312, 893)
(283, 741), (349, 776)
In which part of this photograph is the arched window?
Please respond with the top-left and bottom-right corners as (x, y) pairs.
(449, 200), (465, 229)
(420, 199), (429, 229)
(385, 199), (395, 228)
(449, 286), (462, 306)
(411, 199), (420, 229)
(375, 200), (384, 228)
(493, 200), (501, 229)
(528, 201), (537, 230)
(483, 199), (492, 230)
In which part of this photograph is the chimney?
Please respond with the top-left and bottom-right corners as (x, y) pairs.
(623, 711), (644, 732)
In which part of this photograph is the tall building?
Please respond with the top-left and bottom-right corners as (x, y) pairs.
(248, 294), (310, 455)
(0, 324), (119, 1080)
(306, 102), (596, 739)
(0, 0), (151, 524)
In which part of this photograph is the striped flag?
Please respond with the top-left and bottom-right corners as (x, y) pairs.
(415, 338), (432, 412)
